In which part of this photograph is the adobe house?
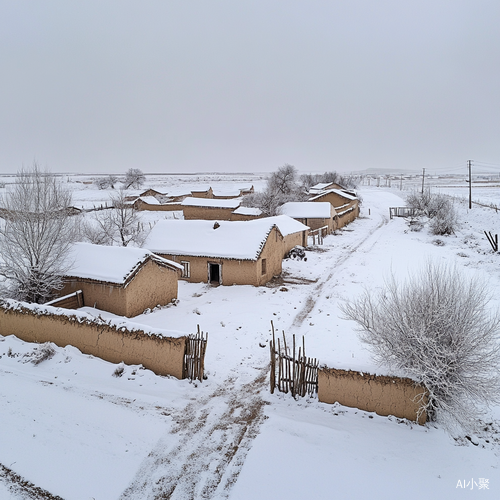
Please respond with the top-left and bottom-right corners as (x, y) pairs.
(239, 185), (255, 196)
(133, 196), (184, 212)
(212, 188), (241, 200)
(263, 215), (309, 256)
(308, 182), (345, 196)
(279, 202), (337, 234)
(58, 243), (183, 317)
(139, 188), (166, 198)
(190, 186), (213, 198)
(182, 197), (241, 221)
(309, 189), (360, 228)
(230, 206), (263, 221)
(143, 219), (285, 286)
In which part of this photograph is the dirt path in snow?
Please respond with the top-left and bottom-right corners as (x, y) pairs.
(291, 213), (389, 328)
(119, 366), (269, 500)
(0, 463), (64, 500)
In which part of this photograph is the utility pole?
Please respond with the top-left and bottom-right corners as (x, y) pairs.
(400, 174), (403, 190)
(468, 159), (473, 209)
(421, 168), (426, 194)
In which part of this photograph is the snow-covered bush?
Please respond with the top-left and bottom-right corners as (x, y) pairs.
(406, 190), (457, 236)
(430, 202), (458, 235)
(341, 262), (500, 431)
(30, 342), (56, 365)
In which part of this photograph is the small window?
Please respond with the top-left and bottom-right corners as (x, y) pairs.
(261, 258), (267, 275)
(180, 261), (190, 278)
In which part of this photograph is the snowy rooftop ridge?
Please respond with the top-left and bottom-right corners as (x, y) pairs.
(232, 206), (262, 216)
(143, 219), (283, 260)
(309, 188), (357, 202)
(65, 243), (182, 285)
(279, 201), (333, 218)
(181, 197), (241, 209)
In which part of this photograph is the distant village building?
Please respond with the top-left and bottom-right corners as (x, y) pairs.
(309, 189), (360, 228)
(57, 243), (182, 317)
(181, 197), (241, 221)
(279, 202), (337, 233)
(190, 186), (213, 199)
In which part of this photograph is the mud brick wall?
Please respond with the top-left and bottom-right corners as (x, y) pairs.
(0, 302), (186, 379)
(318, 367), (427, 424)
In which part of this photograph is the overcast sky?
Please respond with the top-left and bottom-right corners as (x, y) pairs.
(1, 1), (499, 175)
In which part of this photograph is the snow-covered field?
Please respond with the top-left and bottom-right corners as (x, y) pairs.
(1, 177), (500, 499)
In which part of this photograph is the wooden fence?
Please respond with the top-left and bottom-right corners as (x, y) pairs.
(389, 207), (417, 219)
(308, 225), (328, 245)
(269, 323), (319, 398)
(184, 325), (208, 382)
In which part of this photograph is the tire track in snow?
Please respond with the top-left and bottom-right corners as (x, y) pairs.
(0, 463), (64, 500)
(119, 367), (269, 500)
(291, 214), (389, 329)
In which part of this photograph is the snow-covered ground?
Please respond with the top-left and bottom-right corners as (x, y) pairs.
(1, 179), (500, 499)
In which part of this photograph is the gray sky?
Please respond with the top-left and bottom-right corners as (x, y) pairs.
(1, 1), (499, 175)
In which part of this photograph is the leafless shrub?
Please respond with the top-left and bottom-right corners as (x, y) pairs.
(406, 190), (457, 236)
(30, 342), (56, 365)
(113, 362), (125, 377)
(430, 203), (458, 235)
(341, 263), (500, 432)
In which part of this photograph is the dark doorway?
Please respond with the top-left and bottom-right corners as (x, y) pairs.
(208, 263), (221, 284)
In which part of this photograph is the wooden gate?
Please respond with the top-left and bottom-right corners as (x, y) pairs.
(269, 323), (319, 398)
(184, 326), (208, 382)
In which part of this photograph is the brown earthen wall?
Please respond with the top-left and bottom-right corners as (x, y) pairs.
(183, 205), (237, 221)
(137, 202), (184, 212)
(0, 305), (186, 379)
(60, 259), (179, 317)
(230, 213), (262, 221)
(282, 231), (307, 255)
(318, 367), (427, 424)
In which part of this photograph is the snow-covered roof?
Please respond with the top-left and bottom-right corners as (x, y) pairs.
(143, 219), (281, 260)
(190, 185), (211, 193)
(263, 215), (309, 236)
(65, 243), (182, 284)
(232, 206), (262, 216)
(309, 188), (357, 202)
(213, 189), (241, 197)
(181, 197), (241, 209)
(279, 202), (333, 218)
(138, 196), (161, 205)
(310, 182), (332, 191)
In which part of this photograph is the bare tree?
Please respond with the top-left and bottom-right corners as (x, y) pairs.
(123, 168), (145, 190)
(241, 164), (307, 215)
(268, 164), (300, 195)
(0, 164), (77, 303)
(94, 174), (120, 190)
(83, 189), (145, 247)
(341, 263), (500, 431)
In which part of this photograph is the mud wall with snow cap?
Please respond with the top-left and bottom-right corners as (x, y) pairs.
(318, 367), (427, 424)
(0, 302), (186, 379)
(183, 205), (236, 221)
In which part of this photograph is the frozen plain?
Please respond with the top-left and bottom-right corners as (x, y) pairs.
(0, 176), (499, 499)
